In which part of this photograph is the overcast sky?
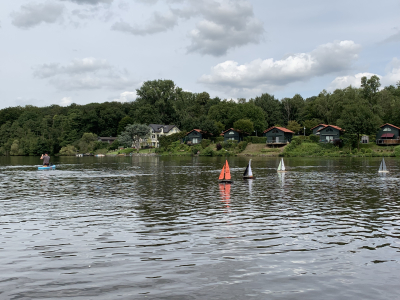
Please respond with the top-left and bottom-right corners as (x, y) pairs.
(0, 0), (399, 109)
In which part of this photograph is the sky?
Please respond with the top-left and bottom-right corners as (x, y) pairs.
(0, 0), (399, 109)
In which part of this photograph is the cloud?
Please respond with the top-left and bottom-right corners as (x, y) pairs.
(187, 0), (264, 56)
(61, 0), (114, 5)
(380, 29), (400, 44)
(199, 40), (361, 93)
(33, 57), (134, 90)
(112, 11), (178, 35)
(60, 97), (73, 106)
(329, 58), (400, 90)
(328, 73), (378, 90)
(113, 91), (137, 102)
(11, 1), (65, 29)
(112, 0), (264, 56)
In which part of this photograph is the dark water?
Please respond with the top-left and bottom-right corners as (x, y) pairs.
(0, 156), (399, 300)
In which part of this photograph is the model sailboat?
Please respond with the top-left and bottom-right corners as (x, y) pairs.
(219, 160), (233, 183)
(243, 159), (255, 179)
(277, 158), (286, 172)
(378, 158), (389, 173)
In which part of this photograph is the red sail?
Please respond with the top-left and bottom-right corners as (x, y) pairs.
(219, 164), (225, 180)
(224, 160), (231, 180)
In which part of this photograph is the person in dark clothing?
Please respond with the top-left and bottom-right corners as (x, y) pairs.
(40, 153), (50, 166)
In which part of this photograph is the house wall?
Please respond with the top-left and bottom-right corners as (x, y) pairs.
(319, 127), (341, 142)
(312, 126), (325, 135)
(224, 130), (242, 142)
(187, 131), (203, 144)
(377, 125), (400, 139)
(263, 130), (292, 143)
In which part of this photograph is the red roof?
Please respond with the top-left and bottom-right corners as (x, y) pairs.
(380, 123), (400, 130)
(310, 124), (327, 131)
(221, 128), (249, 136)
(186, 129), (212, 136)
(263, 126), (294, 134)
(317, 125), (344, 132)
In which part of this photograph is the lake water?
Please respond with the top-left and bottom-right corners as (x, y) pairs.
(0, 156), (399, 300)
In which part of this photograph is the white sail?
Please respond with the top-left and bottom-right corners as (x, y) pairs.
(277, 159), (282, 171)
(248, 159), (253, 177)
(378, 158), (388, 172)
(281, 158), (286, 171)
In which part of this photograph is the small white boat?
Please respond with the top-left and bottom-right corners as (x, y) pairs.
(378, 158), (389, 173)
(243, 159), (255, 179)
(277, 158), (286, 172)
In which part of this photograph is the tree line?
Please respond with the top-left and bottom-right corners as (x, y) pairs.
(0, 76), (399, 155)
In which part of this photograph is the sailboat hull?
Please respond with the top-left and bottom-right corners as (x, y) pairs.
(378, 170), (389, 173)
(243, 176), (255, 179)
(219, 180), (233, 183)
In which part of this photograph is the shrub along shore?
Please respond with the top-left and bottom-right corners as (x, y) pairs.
(103, 135), (400, 158)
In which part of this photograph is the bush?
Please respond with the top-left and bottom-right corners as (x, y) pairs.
(291, 136), (303, 146)
(108, 139), (120, 151)
(201, 139), (211, 149)
(210, 137), (224, 143)
(394, 145), (400, 157)
(216, 143), (222, 151)
(59, 145), (77, 156)
(159, 131), (187, 149)
(200, 146), (214, 156)
(192, 145), (202, 155)
(222, 141), (237, 150)
(309, 134), (319, 143)
(237, 141), (248, 152)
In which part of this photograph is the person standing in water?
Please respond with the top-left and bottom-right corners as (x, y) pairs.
(40, 153), (50, 166)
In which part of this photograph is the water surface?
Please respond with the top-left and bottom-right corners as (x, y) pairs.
(1, 156), (399, 299)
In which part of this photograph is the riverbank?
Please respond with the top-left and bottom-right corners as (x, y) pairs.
(283, 138), (400, 157)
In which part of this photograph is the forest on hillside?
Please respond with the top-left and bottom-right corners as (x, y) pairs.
(1, 77), (400, 156)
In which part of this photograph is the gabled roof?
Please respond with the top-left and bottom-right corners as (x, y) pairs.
(149, 124), (179, 133)
(380, 123), (400, 130)
(221, 128), (249, 136)
(263, 126), (294, 134)
(317, 125), (344, 132)
(186, 129), (213, 136)
(310, 124), (328, 131)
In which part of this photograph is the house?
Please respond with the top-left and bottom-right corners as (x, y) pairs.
(317, 125), (344, 143)
(263, 126), (294, 145)
(98, 137), (117, 144)
(310, 124), (328, 135)
(148, 124), (180, 148)
(221, 128), (248, 142)
(185, 129), (212, 145)
(376, 123), (400, 145)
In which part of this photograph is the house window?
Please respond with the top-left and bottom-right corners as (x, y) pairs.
(383, 127), (392, 131)
(229, 131), (235, 135)
(228, 137), (235, 140)
(193, 138), (199, 144)
(326, 136), (334, 142)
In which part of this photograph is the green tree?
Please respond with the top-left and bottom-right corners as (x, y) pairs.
(287, 120), (302, 134)
(338, 102), (381, 150)
(233, 119), (254, 134)
(118, 124), (150, 149)
(59, 145), (77, 156)
(252, 93), (283, 128)
(78, 133), (98, 154)
(117, 116), (134, 134)
(303, 119), (323, 135)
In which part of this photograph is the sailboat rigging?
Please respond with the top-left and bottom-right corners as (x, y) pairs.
(277, 158), (286, 172)
(378, 157), (389, 173)
(219, 160), (233, 183)
(243, 159), (255, 179)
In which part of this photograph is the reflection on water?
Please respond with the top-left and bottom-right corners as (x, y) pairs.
(0, 156), (399, 300)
